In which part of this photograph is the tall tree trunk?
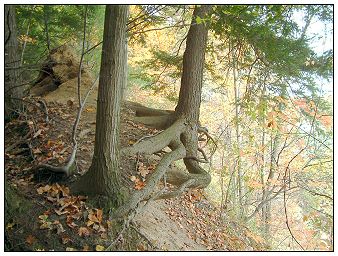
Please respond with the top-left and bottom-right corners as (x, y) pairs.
(175, 5), (210, 122)
(231, 43), (244, 216)
(112, 5), (212, 217)
(74, 5), (128, 207)
(175, 5), (211, 172)
(43, 5), (51, 53)
(5, 5), (24, 120)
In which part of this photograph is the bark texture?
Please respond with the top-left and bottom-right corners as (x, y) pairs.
(5, 5), (24, 120)
(74, 5), (129, 207)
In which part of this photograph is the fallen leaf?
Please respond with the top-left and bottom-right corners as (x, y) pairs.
(93, 223), (100, 231)
(98, 225), (106, 233)
(83, 245), (90, 251)
(137, 243), (146, 251)
(26, 235), (37, 245)
(100, 233), (108, 239)
(55, 223), (65, 235)
(95, 245), (105, 251)
(66, 216), (78, 229)
(137, 163), (150, 178)
(55, 209), (69, 216)
(6, 222), (15, 230)
(40, 222), (52, 230)
(66, 247), (76, 251)
(134, 180), (145, 190)
(37, 185), (51, 194)
(61, 235), (71, 244)
(130, 175), (137, 182)
(88, 211), (99, 223)
(85, 107), (95, 112)
(78, 227), (90, 237)
(96, 209), (103, 223)
(33, 148), (42, 154)
(33, 129), (43, 138)
(86, 220), (95, 227)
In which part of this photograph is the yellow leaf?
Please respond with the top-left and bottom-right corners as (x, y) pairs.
(96, 209), (103, 223)
(6, 222), (15, 230)
(86, 220), (95, 227)
(130, 175), (137, 182)
(85, 107), (95, 112)
(95, 245), (105, 251)
(83, 245), (90, 251)
(36, 185), (51, 194)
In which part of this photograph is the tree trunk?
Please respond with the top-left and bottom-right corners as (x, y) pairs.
(112, 5), (212, 217)
(5, 5), (24, 120)
(175, 6), (210, 122)
(43, 5), (51, 53)
(74, 5), (128, 207)
(175, 4), (211, 173)
(231, 42), (244, 217)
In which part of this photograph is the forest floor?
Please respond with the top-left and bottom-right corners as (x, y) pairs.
(5, 78), (266, 251)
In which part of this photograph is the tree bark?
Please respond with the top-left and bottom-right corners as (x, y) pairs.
(74, 5), (129, 207)
(175, 5), (210, 122)
(5, 5), (24, 120)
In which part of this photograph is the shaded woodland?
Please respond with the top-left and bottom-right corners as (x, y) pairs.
(4, 4), (333, 251)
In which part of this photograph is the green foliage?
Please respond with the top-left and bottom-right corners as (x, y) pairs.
(16, 5), (105, 77)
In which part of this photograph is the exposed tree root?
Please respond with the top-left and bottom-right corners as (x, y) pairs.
(113, 104), (213, 217)
(125, 100), (174, 117)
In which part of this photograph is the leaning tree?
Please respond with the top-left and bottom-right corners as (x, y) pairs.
(113, 5), (213, 217)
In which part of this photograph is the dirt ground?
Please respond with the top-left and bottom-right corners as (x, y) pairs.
(5, 56), (265, 251)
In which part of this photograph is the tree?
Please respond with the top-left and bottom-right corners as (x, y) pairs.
(113, 5), (212, 217)
(73, 5), (129, 207)
(5, 5), (24, 120)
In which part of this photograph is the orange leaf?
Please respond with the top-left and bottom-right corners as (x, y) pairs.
(134, 180), (145, 190)
(61, 234), (71, 244)
(78, 227), (90, 237)
(26, 235), (37, 245)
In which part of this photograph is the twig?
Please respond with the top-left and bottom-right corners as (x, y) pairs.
(77, 6), (88, 105)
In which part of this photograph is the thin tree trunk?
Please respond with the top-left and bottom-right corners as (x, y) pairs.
(5, 5), (24, 120)
(74, 5), (129, 207)
(232, 43), (243, 215)
(43, 5), (51, 53)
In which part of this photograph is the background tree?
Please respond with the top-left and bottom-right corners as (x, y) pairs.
(5, 5), (24, 120)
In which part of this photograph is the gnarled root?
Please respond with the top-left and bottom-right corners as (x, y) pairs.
(113, 104), (213, 218)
